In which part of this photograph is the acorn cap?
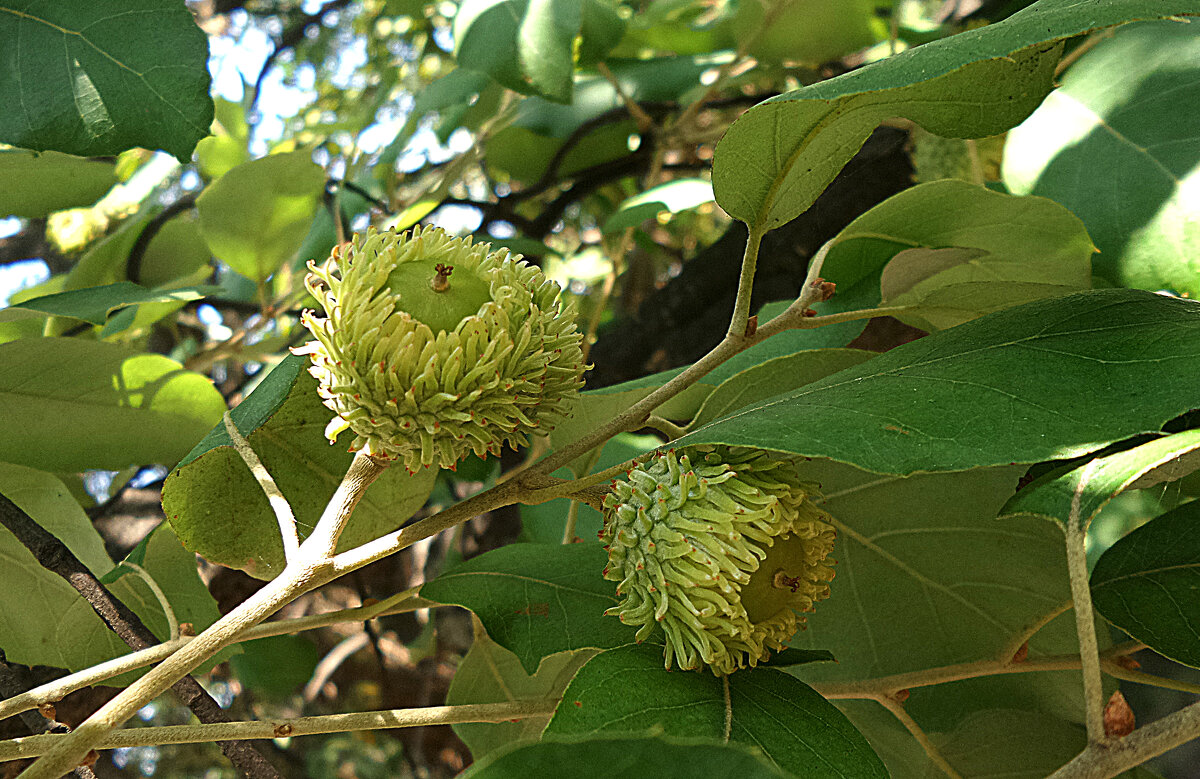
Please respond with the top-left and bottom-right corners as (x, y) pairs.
(296, 226), (586, 471)
(600, 445), (836, 675)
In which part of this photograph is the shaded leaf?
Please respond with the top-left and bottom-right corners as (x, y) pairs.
(420, 543), (636, 674)
(712, 0), (1200, 230)
(1000, 429), (1200, 529)
(0, 0), (213, 160)
(825, 180), (1094, 332)
(1003, 20), (1200, 296)
(0, 149), (116, 218)
(229, 635), (321, 699)
(675, 290), (1200, 476)
(0, 337), (225, 472)
(783, 462), (1071, 682)
(13, 281), (220, 325)
(545, 644), (887, 779)
(1091, 499), (1200, 668)
(691, 348), (875, 428)
(448, 629), (596, 760)
(162, 354), (437, 580)
(195, 151), (326, 283)
(0, 463), (221, 674)
(462, 734), (788, 779)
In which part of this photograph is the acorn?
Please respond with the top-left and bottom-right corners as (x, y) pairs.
(600, 445), (836, 675)
(296, 226), (586, 472)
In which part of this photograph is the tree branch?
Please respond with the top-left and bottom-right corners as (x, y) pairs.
(0, 493), (282, 779)
(0, 700), (556, 760)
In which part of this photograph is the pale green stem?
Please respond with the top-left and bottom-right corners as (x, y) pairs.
(643, 415), (688, 440)
(795, 304), (914, 328)
(0, 700), (556, 760)
(224, 412), (299, 561)
(876, 695), (963, 779)
(119, 562), (178, 640)
(561, 500), (582, 544)
(0, 590), (432, 722)
(727, 225), (767, 340)
(300, 451), (389, 557)
(23, 453), (392, 777)
(1065, 461), (1107, 745)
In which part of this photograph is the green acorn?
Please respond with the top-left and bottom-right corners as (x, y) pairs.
(296, 225), (586, 472)
(600, 445), (836, 675)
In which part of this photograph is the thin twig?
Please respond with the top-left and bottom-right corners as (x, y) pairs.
(876, 695), (964, 779)
(118, 562), (179, 641)
(224, 412), (300, 561)
(1066, 461), (1108, 745)
(1048, 698), (1200, 778)
(0, 589), (430, 722)
(0, 700), (557, 760)
(0, 492), (281, 779)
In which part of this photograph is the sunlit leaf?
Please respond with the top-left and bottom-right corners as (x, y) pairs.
(1003, 20), (1200, 296)
(196, 151), (326, 283)
(0, 150), (116, 218)
(0, 463), (220, 674)
(0, 337), (225, 472)
(712, 0), (1200, 231)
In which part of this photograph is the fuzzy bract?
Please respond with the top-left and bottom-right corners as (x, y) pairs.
(600, 445), (836, 675)
(296, 226), (585, 471)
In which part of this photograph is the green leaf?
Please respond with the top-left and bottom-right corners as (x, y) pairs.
(860, 181), (1094, 330)
(462, 734), (788, 779)
(0, 337), (226, 472)
(521, 433), (660, 545)
(1091, 498), (1200, 668)
(447, 629), (596, 761)
(1003, 20), (1200, 296)
(545, 644), (887, 779)
(712, 0), (1200, 231)
(602, 178), (714, 234)
(137, 214), (213, 288)
(759, 647), (836, 668)
(195, 98), (251, 181)
(0, 0), (213, 161)
(13, 281), (220, 325)
(0, 463), (221, 674)
(839, 702), (1095, 778)
(676, 289), (1200, 476)
(162, 355), (437, 580)
(195, 151), (326, 283)
(927, 710), (1088, 777)
(455, 0), (624, 103)
(691, 348), (875, 428)
(783, 462), (1074, 682)
(420, 543), (637, 674)
(1000, 429), (1200, 529)
(229, 635), (321, 699)
(0, 149), (116, 218)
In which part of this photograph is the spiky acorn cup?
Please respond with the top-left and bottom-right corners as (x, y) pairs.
(296, 226), (586, 472)
(601, 445), (836, 675)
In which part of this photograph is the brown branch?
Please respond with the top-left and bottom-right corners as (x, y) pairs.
(0, 650), (95, 777)
(0, 492), (282, 779)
